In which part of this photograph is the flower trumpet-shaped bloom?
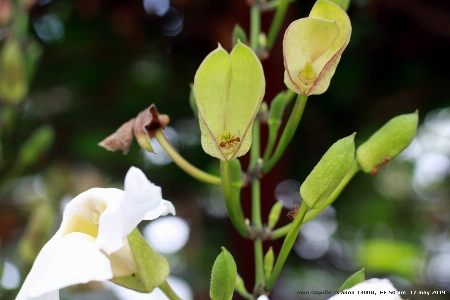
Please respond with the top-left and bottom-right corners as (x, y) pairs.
(194, 41), (265, 161)
(16, 167), (175, 300)
(284, 0), (351, 96)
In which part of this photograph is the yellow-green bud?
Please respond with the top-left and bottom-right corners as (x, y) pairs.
(264, 247), (274, 281)
(356, 111), (418, 175)
(300, 133), (355, 209)
(267, 201), (283, 230)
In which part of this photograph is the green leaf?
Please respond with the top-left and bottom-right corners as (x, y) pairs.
(125, 228), (170, 292)
(338, 268), (365, 292)
(300, 133), (355, 209)
(232, 24), (247, 46)
(0, 38), (28, 103)
(14, 125), (54, 172)
(210, 247), (237, 300)
(194, 41), (265, 161)
(358, 239), (421, 280)
(356, 111), (418, 174)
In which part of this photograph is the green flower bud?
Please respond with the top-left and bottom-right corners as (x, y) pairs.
(300, 133), (355, 209)
(356, 111), (418, 175)
(235, 273), (250, 298)
(264, 247), (274, 281)
(267, 201), (283, 230)
(194, 41), (265, 161)
(210, 247), (237, 300)
(284, 0), (351, 96)
(232, 24), (247, 46)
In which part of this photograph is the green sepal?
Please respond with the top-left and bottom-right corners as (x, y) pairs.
(189, 84), (198, 119)
(338, 268), (365, 292)
(328, 0), (350, 11)
(232, 24), (247, 46)
(300, 133), (355, 209)
(210, 247), (237, 300)
(264, 247), (274, 281)
(194, 41), (265, 161)
(117, 228), (170, 293)
(267, 201), (283, 230)
(356, 111), (418, 174)
(109, 273), (147, 293)
(14, 125), (54, 172)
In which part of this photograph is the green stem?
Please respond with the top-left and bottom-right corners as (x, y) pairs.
(265, 201), (309, 291)
(220, 160), (248, 237)
(270, 162), (361, 240)
(154, 129), (221, 185)
(263, 94), (308, 174)
(266, 0), (290, 50)
(159, 280), (182, 300)
(250, 4), (261, 50)
(249, 119), (265, 291)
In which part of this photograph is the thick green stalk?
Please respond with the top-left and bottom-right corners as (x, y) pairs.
(220, 160), (248, 237)
(154, 129), (221, 185)
(265, 201), (309, 291)
(266, 0), (290, 50)
(263, 94), (308, 173)
(250, 4), (261, 50)
(159, 280), (181, 300)
(270, 162), (361, 240)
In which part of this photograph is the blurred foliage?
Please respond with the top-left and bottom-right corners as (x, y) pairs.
(1, 0), (450, 299)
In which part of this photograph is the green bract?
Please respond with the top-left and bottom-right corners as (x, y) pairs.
(210, 247), (237, 300)
(356, 111), (418, 174)
(194, 41), (265, 161)
(283, 0), (351, 96)
(300, 133), (355, 209)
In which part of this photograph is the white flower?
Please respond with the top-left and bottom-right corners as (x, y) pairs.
(257, 295), (269, 300)
(16, 167), (175, 300)
(328, 278), (403, 300)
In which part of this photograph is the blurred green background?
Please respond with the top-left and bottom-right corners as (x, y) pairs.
(1, 0), (450, 299)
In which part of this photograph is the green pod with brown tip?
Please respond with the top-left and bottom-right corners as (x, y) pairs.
(356, 111), (418, 174)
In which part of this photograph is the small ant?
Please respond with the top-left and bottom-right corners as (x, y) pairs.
(370, 156), (391, 176)
(287, 204), (299, 221)
(219, 130), (240, 151)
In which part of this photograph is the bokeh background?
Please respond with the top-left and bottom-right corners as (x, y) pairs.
(1, 0), (450, 299)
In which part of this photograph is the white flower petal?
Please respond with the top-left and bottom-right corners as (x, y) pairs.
(143, 200), (176, 220)
(257, 296), (269, 300)
(17, 231), (112, 300)
(16, 233), (60, 300)
(30, 232), (112, 297)
(328, 278), (402, 300)
(97, 167), (163, 254)
(106, 240), (138, 277)
(60, 188), (124, 238)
